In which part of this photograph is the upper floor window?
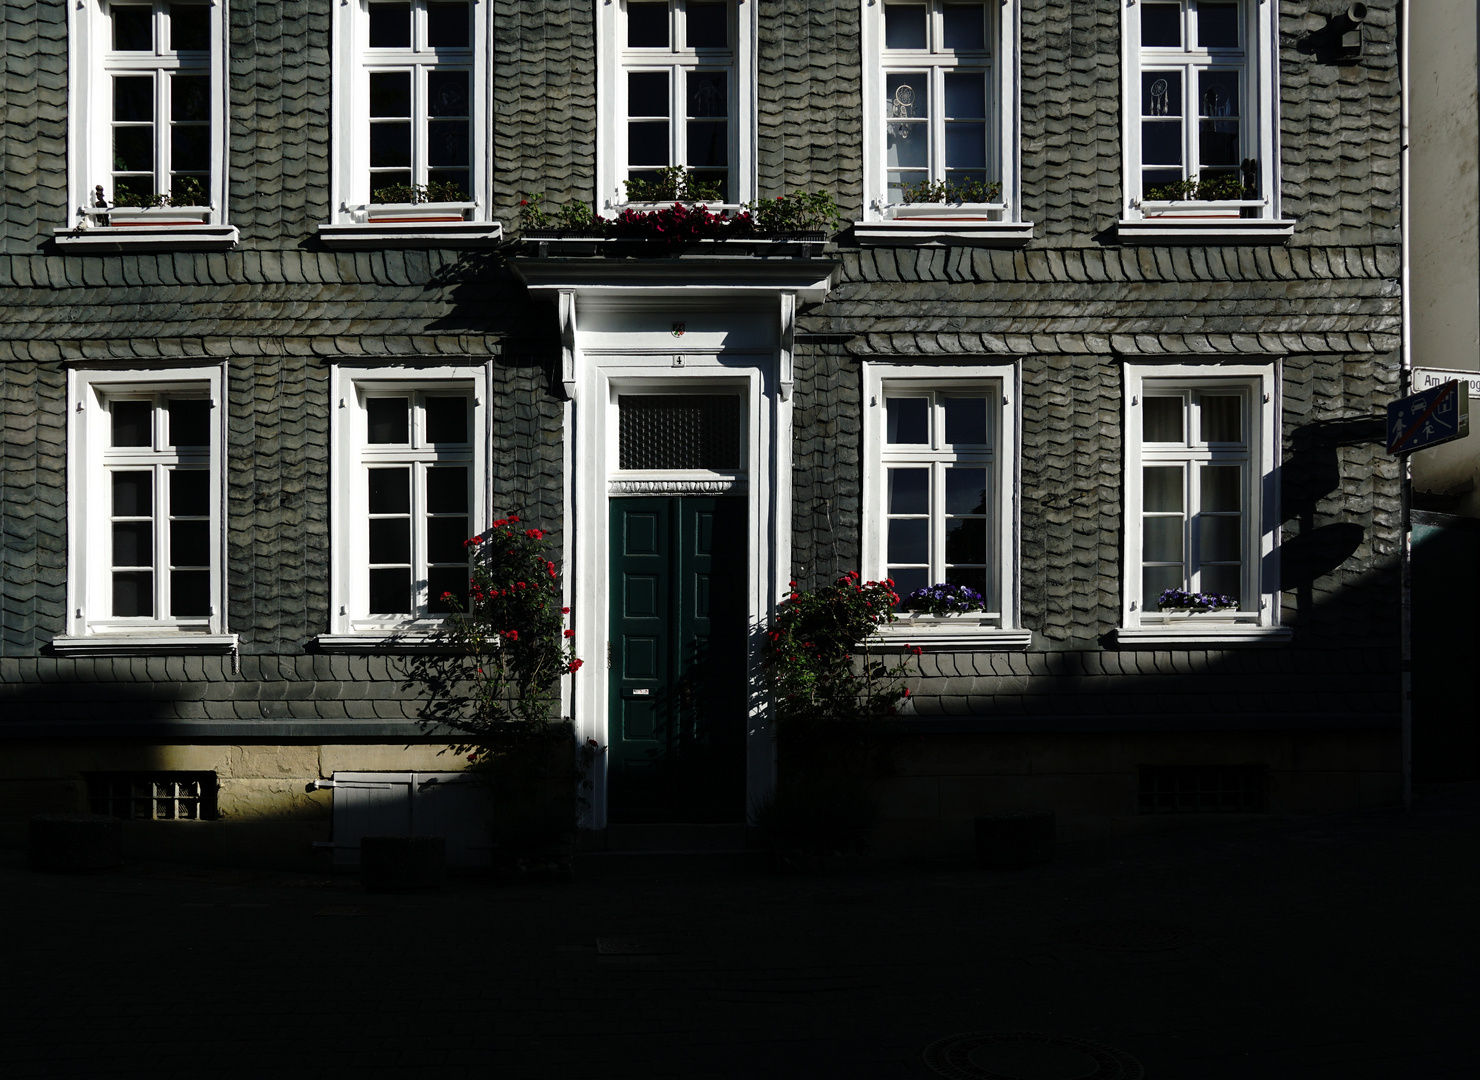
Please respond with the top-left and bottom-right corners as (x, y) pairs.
(59, 366), (234, 654)
(59, 1), (235, 250)
(597, 0), (755, 210)
(857, 1), (1030, 245)
(323, 0), (500, 244)
(1119, 0), (1292, 239)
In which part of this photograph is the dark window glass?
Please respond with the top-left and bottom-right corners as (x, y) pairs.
(945, 518), (986, 565)
(367, 468), (411, 514)
(617, 395), (741, 470)
(426, 2), (470, 47)
(944, 566), (987, 597)
(169, 469), (210, 516)
(171, 74), (210, 123)
(885, 397), (928, 444)
(111, 401), (153, 447)
(1197, 2), (1239, 48)
(685, 2), (728, 48)
(370, 121), (412, 168)
(1200, 464), (1240, 512)
(427, 566), (465, 613)
(113, 521), (153, 568)
(114, 127), (155, 174)
(942, 396), (988, 445)
(687, 70), (727, 118)
(887, 468), (929, 515)
(113, 571), (154, 617)
(369, 519), (411, 563)
(888, 518), (928, 564)
(170, 520), (211, 567)
(167, 398), (210, 446)
(169, 4), (210, 51)
(370, 72), (411, 118)
(629, 123), (670, 167)
(170, 570), (210, 616)
(1140, 2), (1182, 48)
(942, 3), (986, 51)
(629, 71), (670, 118)
(113, 471), (153, 517)
(627, 1), (669, 47)
(883, 3), (927, 49)
(888, 566), (928, 609)
(1198, 394), (1242, 442)
(114, 76), (154, 123)
(427, 517), (470, 564)
(424, 397), (469, 443)
(426, 466), (469, 512)
(1144, 397), (1184, 441)
(172, 124), (210, 172)
(369, 568), (411, 613)
(367, 397), (409, 444)
(428, 70), (469, 117)
(112, 6), (153, 51)
(945, 467), (987, 515)
(369, 2), (411, 48)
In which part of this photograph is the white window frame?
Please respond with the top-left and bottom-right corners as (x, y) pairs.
(58, 364), (234, 656)
(321, 0), (501, 247)
(861, 361), (1028, 649)
(596, 0), (757, 212)
(322, 363), (490, 645)
(1118, 0), (1294, 241)
(856, 0), (1031, 247)
(1119, 361), (1289, 646)
(58, 0), (237, 251)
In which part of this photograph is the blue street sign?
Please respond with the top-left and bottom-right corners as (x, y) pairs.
(1388, 379), (1470, 455)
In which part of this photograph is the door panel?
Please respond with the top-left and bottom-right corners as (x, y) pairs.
(609, 496), (747, 822)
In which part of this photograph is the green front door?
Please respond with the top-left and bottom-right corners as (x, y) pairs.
(608, 496), (748, 823)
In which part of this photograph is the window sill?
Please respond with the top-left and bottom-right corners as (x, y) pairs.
(49, 633), (239, 657)
(316, 220), (503, 249)
(1114, 217), (1297, 244)
(853, 217), (1035, 248)
(314, 632), (462, 653)
(871, 622), (1033, 650)
(52, 224), (240, 253)
(1114, 625), (1292, 647)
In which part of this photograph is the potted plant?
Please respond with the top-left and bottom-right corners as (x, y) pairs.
(94, 179), (213, 226)
(756, 572), (921, 870)
(900, 582), (990, 619)
(1138, 170), (1260, 220)
(362, 181), (476, 223)
(1155, 587), (1240, 615)
(888, 177), (1005, 221)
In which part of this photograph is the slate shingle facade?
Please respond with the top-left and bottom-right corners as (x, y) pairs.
(0, 1), (1402, 864)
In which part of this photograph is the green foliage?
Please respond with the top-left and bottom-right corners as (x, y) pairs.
(1143, 173), (1253, 202)
(742, 190), (842, 233)
(899, 177), (1002, 205)
(623, 166), (723, 203)
(109, 176), (208, 209)
(369, 180), (468, 205)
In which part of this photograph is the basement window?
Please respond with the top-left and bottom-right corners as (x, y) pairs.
(1137, 764), (1266, 814)
(87, 772), (218, 820)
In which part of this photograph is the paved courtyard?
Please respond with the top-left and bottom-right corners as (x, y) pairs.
(3, 783), (1476, 1079)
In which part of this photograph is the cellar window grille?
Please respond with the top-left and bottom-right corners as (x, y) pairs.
(1137, 764), (1266, 814)
(86, 773), (218, 821)
(618, 394), (741, 471)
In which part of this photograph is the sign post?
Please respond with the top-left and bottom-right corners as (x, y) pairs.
(1387, 379), (1470, 455)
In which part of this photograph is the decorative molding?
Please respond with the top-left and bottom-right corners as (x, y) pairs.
(559, 289), (578, 400)
(607, 477), (747, 496)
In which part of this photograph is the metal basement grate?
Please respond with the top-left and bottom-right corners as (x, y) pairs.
(618, 394), (741, 470)
(1138, 764), (1266, 814)
(87, 773), (218, 821)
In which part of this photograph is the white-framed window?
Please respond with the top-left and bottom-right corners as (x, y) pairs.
(1119, 0), (1291, 238)
(596, 0), (755, 210)
(59, 1), (235, 250)
(1120, 362), (1288, 645)
(325, 364), (488, 641)
(856, 1), (1029, 244)
(861, 362), (1028, 649)
(60, 365), (232, 653)
(323, 0), (499, 244)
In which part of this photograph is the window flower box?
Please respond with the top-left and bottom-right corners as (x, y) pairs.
(357, 201), (477, 224)
(1137, 198), (1267, 221)
(93, 205), (214, 227)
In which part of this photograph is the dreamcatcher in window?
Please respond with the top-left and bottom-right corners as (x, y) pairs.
(1148, 78), (1170, 116)
(888, 82), (918, 139)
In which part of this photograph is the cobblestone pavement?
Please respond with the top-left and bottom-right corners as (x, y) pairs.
(4, 784), (1477, 1079)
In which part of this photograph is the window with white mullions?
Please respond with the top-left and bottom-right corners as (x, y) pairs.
(100, 394), (214, 625)
(880, 1), (996, 204)
(1133, 0), (1250, 201)
(364, 0), (473, 202)
(359, 391), (474, 619)
(881, 391), (996, 615)
(620, 0), (735, 201)
(103, 1), (213, 207)
(1137, 386), (1254, 616)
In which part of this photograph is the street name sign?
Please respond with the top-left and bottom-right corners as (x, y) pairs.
(1387, 379), (1469, 455)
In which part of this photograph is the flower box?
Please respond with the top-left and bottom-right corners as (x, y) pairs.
(886, 201), (1008, 222)
(100, 205), (213, 227)
(1138, 199), (1265, 220)
(361, 201), (476, 224)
